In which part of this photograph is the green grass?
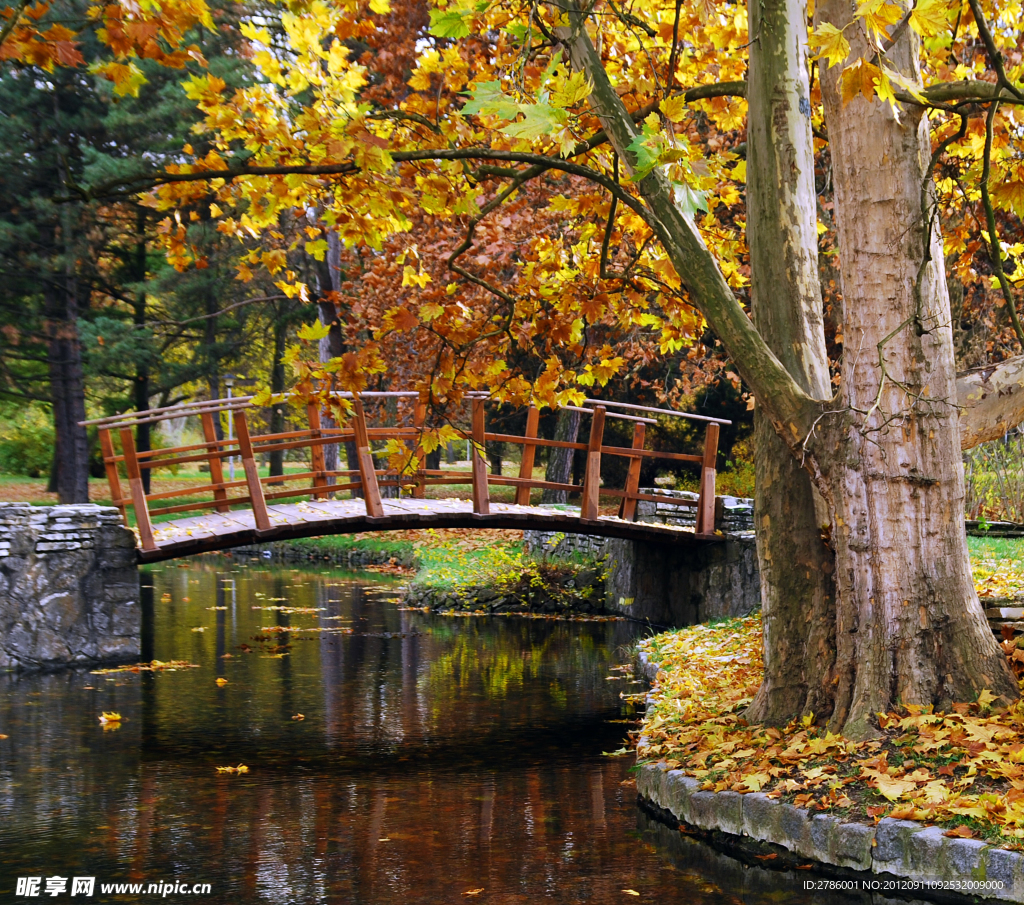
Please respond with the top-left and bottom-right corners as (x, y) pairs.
(285, 534), (415, 559)
(412, 539), (525, 588)
(966, 534), (1024, 562)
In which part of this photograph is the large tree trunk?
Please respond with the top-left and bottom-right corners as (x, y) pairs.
(744, 0), (837, 725)
(541, 408), (581, 504)
(817, 0), (1016, 736)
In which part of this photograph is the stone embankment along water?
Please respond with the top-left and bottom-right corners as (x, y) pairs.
(0, 503), (140, 669)
(522, 492), (759, 626)
(635, 651), (1024, 902)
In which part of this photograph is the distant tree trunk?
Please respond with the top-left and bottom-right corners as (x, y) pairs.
(205, 290), (224, 442)
(268, 315), (288, 484)
(487, 441), (504, 476)
(45, 279), (89, 504)
(317, 232), (360, 495)
(541, 408), (580, 504)
(133, 218), (152, 493)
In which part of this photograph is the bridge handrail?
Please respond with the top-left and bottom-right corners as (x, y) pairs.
(82, 392), (727, 552)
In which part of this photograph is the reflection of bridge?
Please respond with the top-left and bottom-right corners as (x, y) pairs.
(82, 392), (730, 564)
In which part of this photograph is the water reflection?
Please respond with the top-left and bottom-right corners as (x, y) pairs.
(0, 557), (838, 903)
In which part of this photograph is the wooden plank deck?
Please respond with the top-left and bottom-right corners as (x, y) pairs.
(141, 497), (722, 563)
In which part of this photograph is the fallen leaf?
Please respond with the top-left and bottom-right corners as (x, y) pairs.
(215, 678), (228, 687)
(462, 890), (484, 897)
(944, 825), (976, 838)
(98, 711), (122, 726)
(755, 853), (777, 861)
(215, 764), (249, 774)
(291, 713), (305, 721)
(622, 892), (640, 897)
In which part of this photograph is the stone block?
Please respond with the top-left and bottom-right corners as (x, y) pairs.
(903, 825), (946, 876)
(986, 846), (1021, 895)
(777, 804), (815, 859)
(873, 818), (923, 865)
(809, 813), (836, 860)
(945, 837), (989, 880)
(833, 820), (874, 870)
(0, 503), (139, 669)
(686, 791), (722, 831)
(636, 762), (669, 809)
(663, 770), (699, 819)
(742, 793), (780, 842)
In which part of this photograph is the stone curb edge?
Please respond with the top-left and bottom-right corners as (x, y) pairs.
(634, 648), (1024, 902)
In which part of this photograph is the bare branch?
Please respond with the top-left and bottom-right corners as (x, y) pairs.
(979, 100), (1024, 346)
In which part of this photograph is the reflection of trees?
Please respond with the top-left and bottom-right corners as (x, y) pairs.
(0, 563), (699, 904)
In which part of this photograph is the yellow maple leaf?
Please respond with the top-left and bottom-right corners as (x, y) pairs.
(855, 0), (905, 37)
(661, 94), (688, 123)
(809, 22), (851, 67)
(740, 771), (770, 792)
(839, 59), (880, 105)
(909, 0), (953, 36)
(402, 266), (431, 288)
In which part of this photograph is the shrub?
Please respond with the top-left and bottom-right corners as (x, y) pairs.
(0, 404), (54, 477)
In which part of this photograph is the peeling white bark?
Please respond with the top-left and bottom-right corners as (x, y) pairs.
(958, 356), (1024, 449)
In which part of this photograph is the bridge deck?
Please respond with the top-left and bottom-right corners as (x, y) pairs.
(142, 497), (720, 564)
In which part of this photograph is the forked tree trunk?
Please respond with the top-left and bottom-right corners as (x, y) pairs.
(744, 0), (837, 724)
(817, 0), (1015, 736)
(554, 2), (1018, 736)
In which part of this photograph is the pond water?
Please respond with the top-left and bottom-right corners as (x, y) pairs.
(0, 558), (892, 903)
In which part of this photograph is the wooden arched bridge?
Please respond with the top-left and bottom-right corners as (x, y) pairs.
(82, 392), (731, 564)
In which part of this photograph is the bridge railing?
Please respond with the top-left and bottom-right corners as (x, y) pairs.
(81, 393), (730, 551)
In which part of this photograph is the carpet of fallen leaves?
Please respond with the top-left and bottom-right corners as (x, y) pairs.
(638, 615), (1024, 843)
(974, 554), (1024, 600)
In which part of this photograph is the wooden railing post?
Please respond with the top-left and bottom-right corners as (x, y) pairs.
(695, 422), (720, 535)
(618, 422), (647, 521)
(515, 405), (540, 506)
(351, 397), (384, 517)
(232, 409), (271, 531)
(581, 406), (606, 521)
(99, 428), (126, 525)
(412, 394), (427, 499)
(471, 398), (490, 515)
(119, 427), (156, 551)
(306, 402), (329, 500)
(200, 412), (230, 513)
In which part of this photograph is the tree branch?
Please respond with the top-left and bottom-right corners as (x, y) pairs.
(979, 100), (1024, 346)
(966, 0), (1024, 101)
(0, 0), (31, 50)
(959, 356), (1024, 448)
(552, 6), (820, 449)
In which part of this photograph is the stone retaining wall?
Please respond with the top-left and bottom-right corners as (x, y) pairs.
(229, 540), (418, 570)
(636, 650), (1024, 901)
(0, 503), (140, 669)
(523, 493), (760, 626)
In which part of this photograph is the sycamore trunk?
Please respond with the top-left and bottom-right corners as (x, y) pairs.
(551, 3), (1019, 737)
(815, 0), (1016, 735)
(744, 0), (838, 724)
